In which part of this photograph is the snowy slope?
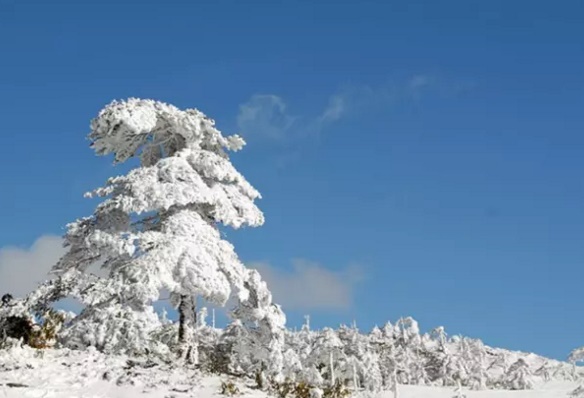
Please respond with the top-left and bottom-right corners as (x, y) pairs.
(0, 346), (579, 398)
(0, 346), (265, 398)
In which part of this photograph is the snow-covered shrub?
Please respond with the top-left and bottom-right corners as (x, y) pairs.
(149, 322), (179, 351)
(28, 308), (66, 349)
(267, 379), (348, 398)
(322, 381), (351, 398)
(0, 295), (36, 347)
(0, 316), (33, 346)
(220, 380), (240, 396)
(281, 348), (304, 382)
(60, 303), (164, 356)
(195, 324), (222, 371)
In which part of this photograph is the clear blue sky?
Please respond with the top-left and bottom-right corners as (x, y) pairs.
(1, 0), (583, 360)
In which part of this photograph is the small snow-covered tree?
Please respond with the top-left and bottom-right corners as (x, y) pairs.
(429, 326), (448, 351)
(391, 368), (399, 398)
(570, 347), (584, 365)
(382, 321), (394, 339)
(46, 99), (282, 360)
(452, 379), (466, 398)
(534, 361), (552, 382)
(394, 317), (421, 348)
(422, 345), (451, 386)
(231, 270), (287, 381)
(335, 324), (382, 391)
(486, 350), (510, 386)
(213, 320), (247, 374)
(570, 347), (584, 380)
(553, 363), (578, 381)
(308, 327), (346, 386)
(369, 325), (383, 342)
(370, 326), (399, 389)
(503, 359), (533, 390)
(456, 338), (488, 390)
(570, 385), (584, 397)
(360, 349), (383, 391)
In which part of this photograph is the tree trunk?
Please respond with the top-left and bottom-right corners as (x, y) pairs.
(178, 294), (197, 363)
(330, 351), (335, 386)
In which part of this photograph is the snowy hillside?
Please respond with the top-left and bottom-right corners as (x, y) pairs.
(0, 346), (580, 398)
(1, 318), (582, 398)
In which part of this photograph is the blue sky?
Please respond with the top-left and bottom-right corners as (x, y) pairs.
(0, 0), (583, 360)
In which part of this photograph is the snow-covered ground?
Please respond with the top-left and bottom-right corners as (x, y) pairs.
(397, 383), (576, 398)
(0, 346), (578, 398)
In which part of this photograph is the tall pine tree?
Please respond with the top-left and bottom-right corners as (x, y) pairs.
(48, 98), (285, 364)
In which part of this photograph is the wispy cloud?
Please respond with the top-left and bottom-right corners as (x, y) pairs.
(250, 259), (365, 311)
(237, 74), (476, 144)
(236, 85), (393, 142)
(317, 94), (346, 125)
(236, 94), (297, 141)
(236, 76), (443, 142)
(0, 235), (65, 298)
(315, 83), (399, 125)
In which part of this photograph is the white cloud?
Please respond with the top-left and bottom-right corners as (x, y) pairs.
(0, 235), (65, 298)
(236, 94), (296, 140)
(317, 94), (346, 125)
(250, 259), (365, 311)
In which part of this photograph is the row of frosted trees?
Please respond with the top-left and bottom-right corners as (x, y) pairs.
(198, 315), (575, 392)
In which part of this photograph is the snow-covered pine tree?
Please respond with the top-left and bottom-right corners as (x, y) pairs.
(47, 98), (283, 361)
